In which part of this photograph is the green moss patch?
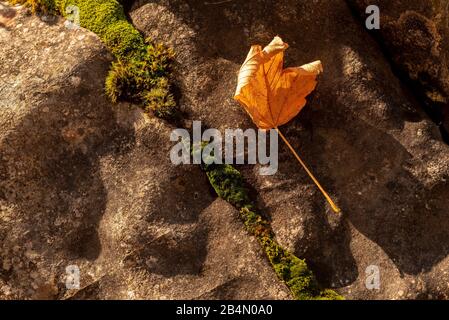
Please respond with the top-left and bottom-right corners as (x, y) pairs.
(11, 0), (177, 119)
(203, 162), (343, 300)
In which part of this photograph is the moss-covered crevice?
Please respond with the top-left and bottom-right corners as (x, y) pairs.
(11, 0), (177, 119)
(202, 162), (343, 300)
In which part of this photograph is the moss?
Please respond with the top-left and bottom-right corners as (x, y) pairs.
(205, 164), (251, 209)
(202, 162), (343, 300)
(104, 42), (175, 119)
(142, 77), (177, 119)
(11, 0), (176, 119)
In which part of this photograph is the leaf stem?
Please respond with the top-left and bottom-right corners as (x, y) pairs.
(275, 127), (341, 213)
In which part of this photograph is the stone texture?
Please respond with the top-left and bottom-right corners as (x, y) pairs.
(1, 0), (449, 300)
(0, 3), (290, 299)
(347, 0), (449, 140)
(130, 0), (449, 299)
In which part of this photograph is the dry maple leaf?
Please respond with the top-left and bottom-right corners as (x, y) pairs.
(234, 36), (340, 213)
(234, 36), (323, 130)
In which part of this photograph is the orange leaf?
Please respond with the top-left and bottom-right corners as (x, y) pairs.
(234, 36), (323, 129)
(233, 37), (340, 213)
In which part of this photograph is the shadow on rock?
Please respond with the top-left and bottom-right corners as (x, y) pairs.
(0, 57), (136, 270)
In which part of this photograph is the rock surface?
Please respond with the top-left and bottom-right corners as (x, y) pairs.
(0, 3), (290, 299)
(130, 0), (449, 300)
(1, 0), (449, 300)
(347, 0), (449, 139)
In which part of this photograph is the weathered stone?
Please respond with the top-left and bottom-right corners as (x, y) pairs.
(347, 0), (449, 140)
(130, 0), (449, 299)
(0, 4), (290, 299)
(1, 0), (449, 300)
